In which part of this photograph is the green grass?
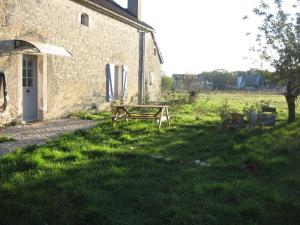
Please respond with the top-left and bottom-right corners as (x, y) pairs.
(0, 135), (14, 143)
(0, 92), (300, 225)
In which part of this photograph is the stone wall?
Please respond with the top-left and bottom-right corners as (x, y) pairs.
(144, 34), (162, 101)
(0, 0), (162, 124)
(0, 54), (20, 124)
(0, 0), (5, 27)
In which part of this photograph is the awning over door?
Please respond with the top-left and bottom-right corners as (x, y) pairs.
(0, 40), (71, 57)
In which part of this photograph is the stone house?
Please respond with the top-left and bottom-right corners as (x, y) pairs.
(0, 0), (163, 124)
(235, 72), (265, 90)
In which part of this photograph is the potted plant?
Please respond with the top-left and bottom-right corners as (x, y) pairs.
(243, 104), (258, 124)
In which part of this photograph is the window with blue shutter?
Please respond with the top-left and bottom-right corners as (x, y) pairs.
(106, 64), (128, 102)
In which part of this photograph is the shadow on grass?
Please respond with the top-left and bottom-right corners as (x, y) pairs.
(0, 119), (300, 225)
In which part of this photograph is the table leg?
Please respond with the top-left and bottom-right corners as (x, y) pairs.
(123, 107), (130, 122)
(112, 111), (118, 127)
(166, 107), (171, 126)
(158, 108), (164, 130)
(112, 107), (124, 127)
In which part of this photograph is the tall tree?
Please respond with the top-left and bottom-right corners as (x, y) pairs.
(201, 70), (235, 90)
(253, 0), (300, 122)
(161, 76), (173, 92)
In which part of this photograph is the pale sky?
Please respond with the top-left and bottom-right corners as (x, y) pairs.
(115, 0), (299, 75)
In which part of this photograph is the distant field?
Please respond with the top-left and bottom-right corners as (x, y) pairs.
(0, 93), (299, 225)
(177, 92), (294, 121)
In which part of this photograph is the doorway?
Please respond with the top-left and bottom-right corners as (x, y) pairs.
(22, 55), (38, 121)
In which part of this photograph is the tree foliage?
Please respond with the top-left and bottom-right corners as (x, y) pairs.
(201, 70), (237, 89)
(161, 76), (173, 92)
(253, 0), (300, 122)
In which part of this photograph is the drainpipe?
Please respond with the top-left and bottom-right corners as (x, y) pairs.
(138, 31), (145, 104)
(296, 15), (300, 68)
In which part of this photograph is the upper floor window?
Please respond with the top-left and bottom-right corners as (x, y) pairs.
(81, 13), (89, 27)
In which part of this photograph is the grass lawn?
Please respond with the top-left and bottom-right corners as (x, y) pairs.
(0, 92), (300, 225)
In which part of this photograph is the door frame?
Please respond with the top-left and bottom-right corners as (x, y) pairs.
(18, 53), (48, 122)
(22, 54), (38, 122)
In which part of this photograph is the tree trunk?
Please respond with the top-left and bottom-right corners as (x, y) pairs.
(285, 80), (296, 123)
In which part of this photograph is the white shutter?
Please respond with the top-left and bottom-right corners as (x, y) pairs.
(149, 72), (154, 85)
(122, 65), (128, 100)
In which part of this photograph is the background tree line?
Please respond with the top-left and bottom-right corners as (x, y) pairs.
(162, 69), (275, 93)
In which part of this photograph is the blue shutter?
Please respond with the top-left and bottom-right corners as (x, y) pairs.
(106, 64), (115, 102)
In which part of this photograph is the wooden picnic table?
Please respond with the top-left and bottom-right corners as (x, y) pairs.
(112, 104), (171, 129)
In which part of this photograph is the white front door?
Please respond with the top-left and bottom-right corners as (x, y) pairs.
(22, 55), (38, 121)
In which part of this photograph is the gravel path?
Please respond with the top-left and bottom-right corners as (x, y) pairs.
(0, 118), (99, 155)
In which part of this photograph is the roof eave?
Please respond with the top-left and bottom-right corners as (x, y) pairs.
(72, 0), (154, 32)
(151, 32), (164, 64)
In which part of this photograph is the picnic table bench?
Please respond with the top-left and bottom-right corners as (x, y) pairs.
(112, 104), (171, 129)
(147, 100), (170, 105)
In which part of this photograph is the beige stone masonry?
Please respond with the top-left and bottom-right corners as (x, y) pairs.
(0, 0), (5, 27)
(0, 0), (162, 124)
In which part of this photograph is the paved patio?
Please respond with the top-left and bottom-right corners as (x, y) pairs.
(0, 118), (99, 155)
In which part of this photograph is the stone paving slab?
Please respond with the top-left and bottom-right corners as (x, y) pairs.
(0, 118), (99, 155)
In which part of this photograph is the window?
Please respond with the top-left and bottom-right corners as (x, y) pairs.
(106, 64), (128, 102)
(81, 13), (89, 27)
(22, 58), (34, 87)
(114, 66), (123, 99)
